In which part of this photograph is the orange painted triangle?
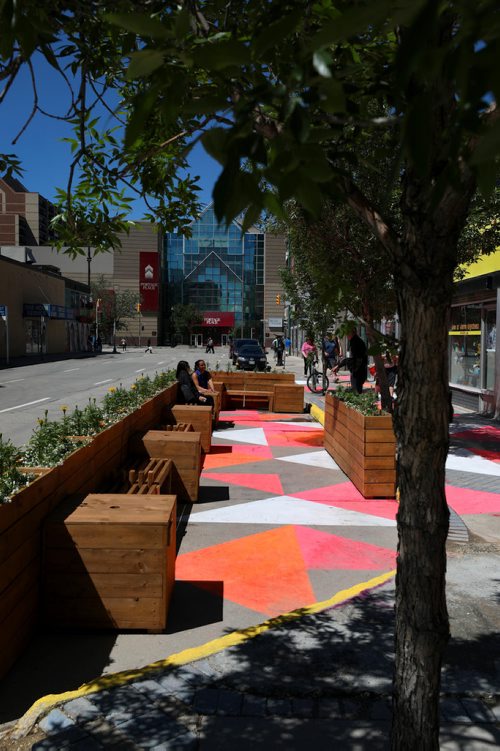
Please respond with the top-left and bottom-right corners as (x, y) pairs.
(176, 525), (314, 617)
(203, 445), (273, 470)
(202, 472), (284, 495)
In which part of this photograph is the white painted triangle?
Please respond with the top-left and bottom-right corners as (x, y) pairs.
(212, 427), (268, 446)
(446, 448), (500, 477)
(296, 379), (307, 385)
(189, 496), (395, 526)
(277, 449), (340, 470)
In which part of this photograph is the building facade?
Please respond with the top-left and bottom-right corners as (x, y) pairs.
(164, 204), (286, 346)
(0, 256), (90, 359)
(449, 250), (499, 412)
(0, 177), (57, 246)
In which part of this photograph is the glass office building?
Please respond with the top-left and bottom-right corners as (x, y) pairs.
(164, 204), (264, 345)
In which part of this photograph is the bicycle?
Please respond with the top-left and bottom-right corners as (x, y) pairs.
(306, 359), (330, 394)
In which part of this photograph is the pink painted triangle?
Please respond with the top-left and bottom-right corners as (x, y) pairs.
(203, 472), (284, 495)
(294, 526), (396, 570)
(293, 482), (367, 502)
(445, 484), (500, 515)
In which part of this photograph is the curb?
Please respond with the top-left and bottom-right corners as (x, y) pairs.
(12, 570), (395, 738)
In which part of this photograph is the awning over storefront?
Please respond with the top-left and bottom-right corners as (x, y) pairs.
(23, 303), (74, 319)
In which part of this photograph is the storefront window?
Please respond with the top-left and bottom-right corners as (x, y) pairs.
(485, 309), (496, 390)
(449, 304), (482, 388)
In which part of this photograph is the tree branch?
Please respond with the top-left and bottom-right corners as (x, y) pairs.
(339, 176), (402, 261)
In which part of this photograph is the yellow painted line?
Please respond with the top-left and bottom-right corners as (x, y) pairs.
(14, 569), (395, 738)
(310, 402), (325, 425)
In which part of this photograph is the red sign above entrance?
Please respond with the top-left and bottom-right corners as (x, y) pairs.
(201, 311), (235, 327)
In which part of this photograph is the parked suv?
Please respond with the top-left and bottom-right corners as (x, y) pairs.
(232, 338), (259, 364)
(236, 344), (268, 371)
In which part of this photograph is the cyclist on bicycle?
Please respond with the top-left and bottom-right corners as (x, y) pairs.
(301, 336), (317, 376)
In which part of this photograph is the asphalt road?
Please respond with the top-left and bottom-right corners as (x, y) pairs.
(0, 345), (235, 447)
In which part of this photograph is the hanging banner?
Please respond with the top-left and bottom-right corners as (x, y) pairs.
(139, 252), (160, 311)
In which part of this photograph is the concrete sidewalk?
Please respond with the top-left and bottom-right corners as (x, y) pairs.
(0, 373), (499, 750)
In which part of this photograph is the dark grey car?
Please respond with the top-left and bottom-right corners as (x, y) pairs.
(236, 344), (268, 371)
(232, 338), (259, 364)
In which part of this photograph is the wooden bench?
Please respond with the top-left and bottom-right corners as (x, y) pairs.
(43, 493), (177, 631)
(142, 430), (202, 502)
(213, 372), (303, 413)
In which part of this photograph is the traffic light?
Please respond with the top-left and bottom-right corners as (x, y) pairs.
(136, 303), (141, 313)
(276, 294), (281, 305)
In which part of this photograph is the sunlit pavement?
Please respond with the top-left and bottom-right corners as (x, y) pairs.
(1, 369), (499, 749)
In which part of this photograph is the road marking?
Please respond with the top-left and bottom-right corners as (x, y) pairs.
(63, 368), (79, 373)
(157, 361), (165, 365)
(135, 369), (145, 373)
(1, 378), (25, 383)
(0, 397), (50, 413)
(93, 379), (113, 385)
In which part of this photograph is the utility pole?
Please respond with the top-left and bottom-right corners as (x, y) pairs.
(87, 246), (92, 289)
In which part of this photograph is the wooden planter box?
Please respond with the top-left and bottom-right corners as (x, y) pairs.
(0, 382), (178, 679)
(170, 404), (213, 453)
(142, 430), (202, 503)
(324, 395), (396, 498)
(43, 493), (176, 631)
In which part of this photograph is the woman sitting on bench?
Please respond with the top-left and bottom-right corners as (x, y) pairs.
(192, 359), (217, 398)
(176, 361), (214, 406)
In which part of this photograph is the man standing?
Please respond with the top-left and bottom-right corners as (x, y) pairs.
(206, 336), (215, 353)
(275, 335), (285, 366)
(333, 328), (367, 393)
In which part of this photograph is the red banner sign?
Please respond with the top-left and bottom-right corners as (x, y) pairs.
(139, 252), (160, 311)
(201, 311), (235, 327)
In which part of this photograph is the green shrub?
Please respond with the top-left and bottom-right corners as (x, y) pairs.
(331, 386), (388, 416)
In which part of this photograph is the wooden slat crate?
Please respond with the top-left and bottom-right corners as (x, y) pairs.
(43, 493), (176, 631)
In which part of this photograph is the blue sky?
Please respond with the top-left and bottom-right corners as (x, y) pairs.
(0, 54), (221, 218)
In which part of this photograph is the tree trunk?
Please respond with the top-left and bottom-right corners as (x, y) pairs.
(391, 257), (452, 749)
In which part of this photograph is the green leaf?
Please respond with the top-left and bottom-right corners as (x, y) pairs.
(241, 203), (262, 233)
(470, 120), (500, 165)
(174, 7), (191, 38)
(318, 79), (345, 113)
(201, 128), (229, 166)
(313, 49), (332, 78)
(126, 49), (164, 79)
(295, 179), (324, 217)
(192, 40), (251, 70)
(253, 10), (303, 58)
(106, 13), (170, 39)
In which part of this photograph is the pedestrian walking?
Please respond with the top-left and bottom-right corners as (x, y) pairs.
(145, 338), (153, 354)
(121, 338), (127, 351)
(205, 336), (215, 353)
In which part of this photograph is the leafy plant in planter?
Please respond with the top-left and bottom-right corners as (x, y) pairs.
(332, 386), (389, 416)
(0, 434), (35, 503)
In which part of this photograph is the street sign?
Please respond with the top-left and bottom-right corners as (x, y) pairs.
(268, 317), (283, 327)
(0, 305), (7, 319)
